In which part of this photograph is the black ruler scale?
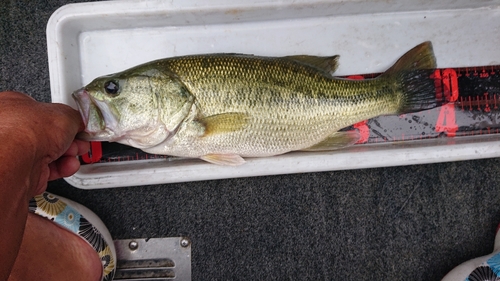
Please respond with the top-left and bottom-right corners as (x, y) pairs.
(80, 65), (500, 165)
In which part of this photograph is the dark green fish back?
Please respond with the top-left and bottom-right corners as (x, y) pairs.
(158, 55), (401, 127)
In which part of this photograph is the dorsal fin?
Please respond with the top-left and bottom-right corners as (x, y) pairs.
(383, 41), (436, 75)
(284, 55), (339, 75)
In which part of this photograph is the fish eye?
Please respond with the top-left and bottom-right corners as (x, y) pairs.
(104, 80), (119, 95)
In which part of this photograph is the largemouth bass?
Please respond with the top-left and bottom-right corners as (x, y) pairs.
(73, 42), (437, 165)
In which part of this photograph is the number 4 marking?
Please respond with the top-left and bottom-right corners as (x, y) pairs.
(432, 69), (458, 137)
(81, 142), (103, 164)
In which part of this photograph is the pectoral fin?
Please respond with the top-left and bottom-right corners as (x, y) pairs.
(301, 131), (360, 152)
(200, 154), (246, 166)
(200, 112), (249, 137)
(284, 55), (339, 76)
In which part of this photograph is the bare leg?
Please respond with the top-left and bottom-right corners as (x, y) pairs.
(8, 213), (103, 281)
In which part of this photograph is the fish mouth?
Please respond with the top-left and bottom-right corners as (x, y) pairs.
(72, 88), (119, 141)
(72, 88), (91, 127)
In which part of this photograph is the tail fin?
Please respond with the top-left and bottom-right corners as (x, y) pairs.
(381, 41), (439, 114)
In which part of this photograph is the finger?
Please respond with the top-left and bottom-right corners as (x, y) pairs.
(47, 156), (81, 181)
(51, 103), (86, 132)
(75, 139), (91, 156)
(63, 139), (90, 157)
(63, 141), (79, 156)
(42, 103), (85, 138)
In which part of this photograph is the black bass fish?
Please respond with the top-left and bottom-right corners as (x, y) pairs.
(73, 42), (437, 165)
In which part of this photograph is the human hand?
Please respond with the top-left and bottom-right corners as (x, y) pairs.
(0, 91), (89, 196)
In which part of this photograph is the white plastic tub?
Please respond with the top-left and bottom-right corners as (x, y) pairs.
(47, 0), (500, 189)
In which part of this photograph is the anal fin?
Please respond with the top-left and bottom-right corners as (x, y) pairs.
(301, 131), (360, 152)
(200, 154), (246, 166)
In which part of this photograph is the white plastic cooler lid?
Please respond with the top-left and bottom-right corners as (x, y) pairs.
(47, 0), (500, 189)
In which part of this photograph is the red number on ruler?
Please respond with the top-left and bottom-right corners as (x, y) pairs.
(432, 69), (458, 137)
(353, 120), (369, 144)
(81, 142), (103, 164)
(347, 75), (370, 143)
